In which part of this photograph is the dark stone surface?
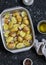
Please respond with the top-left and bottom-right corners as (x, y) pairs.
(0, 0), (46, 65)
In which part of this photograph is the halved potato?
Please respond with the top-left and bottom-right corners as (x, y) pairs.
(3, 23), (9, 30)
(21, 11), (27, 17)
(23, 19), (29, 25)
(18, 36), (23, 42)
(24, 34), (32, 41)
(16, 43), (25, 49)
(23, 40), (30, 47)
(7, 42), (15, 49)
(6, 36), (13, 43)
(19, 31), (26, 37)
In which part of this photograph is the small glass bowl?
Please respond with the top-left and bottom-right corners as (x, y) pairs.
(37, 20), (46, 34)
(23, 58), (33, 65)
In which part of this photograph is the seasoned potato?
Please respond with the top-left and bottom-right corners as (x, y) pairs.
(11, 17), (17, 24)
(4, 18), (9, 24)
(13, 11), (20, 17)
(23, 19), (29, 25)
(20, 24), (26, 28)
(3, 23), (9, 30)
(9, 32), (16, 37)
(18, 22), (22, 24)
(24, 34), (32, 41)
(17, 31), (20, 35)
(19, 24), (26, 30)
(13, 24), (20, 28)
(8, 22), (13, 29)
(14, 37), (17, 41)
(6, 36), (13, 43)
(23, 26), (30, 32)
(23, 40), (30, 46)
(14, 41), (18, 47)
(19, 31), (26, 37)
(4, 31), (10, 37)
(7, 42), (15, 49)
(16, 43), (25, 48)
(10, 24), (19, 32)
(21, 11), (27, 17)
(4, 12), (10, 19)
(27, 31), (30, 34)
(18, 36), (23, 42)
(16, 15), (22, 22)
(23, 16), (28, 20)
(10, 28), (17, 32)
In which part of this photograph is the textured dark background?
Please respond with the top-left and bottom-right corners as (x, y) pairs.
(0, 0), (46, 65)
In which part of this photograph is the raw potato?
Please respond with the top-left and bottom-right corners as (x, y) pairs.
(16, 43), (25, 48)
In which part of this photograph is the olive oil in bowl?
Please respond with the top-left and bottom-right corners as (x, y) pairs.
(37, 20), (46, 34)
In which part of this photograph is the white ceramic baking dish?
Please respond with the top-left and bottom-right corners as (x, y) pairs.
(0, 7), (35, 53)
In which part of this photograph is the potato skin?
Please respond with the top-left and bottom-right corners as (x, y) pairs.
(23, 19), (29, 25)
(4, 18), (9, 24)
(7, 42), (15, 49)
(17, 15), (22, 22)
(16, 43), (25, 49)
(23, 40), (30, 47)
(19, 31), (26, 37)
(23, 26), (30, 32)
(24, 34), (32, 41)
(4, 23), (9, 31)
(18, 36), (23, 42)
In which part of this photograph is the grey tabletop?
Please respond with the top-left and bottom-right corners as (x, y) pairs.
(0, 0), (46, 65)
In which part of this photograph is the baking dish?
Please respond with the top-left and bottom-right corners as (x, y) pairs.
(0, 7), (35, 53)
